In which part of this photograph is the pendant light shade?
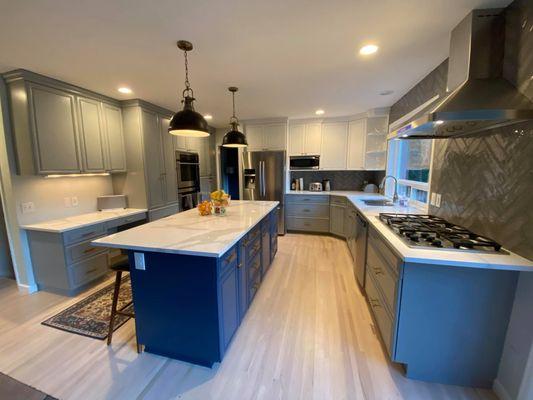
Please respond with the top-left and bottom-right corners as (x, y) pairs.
(222, 87), (248, 148)
(168, 40), (209, 137)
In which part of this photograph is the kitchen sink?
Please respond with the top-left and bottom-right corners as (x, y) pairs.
(362, 199), (394, 206)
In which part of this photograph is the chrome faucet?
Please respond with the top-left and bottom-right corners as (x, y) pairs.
(379, 175), (398, 203)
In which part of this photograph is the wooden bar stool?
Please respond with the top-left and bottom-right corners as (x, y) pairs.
(107, 257), (141, 353)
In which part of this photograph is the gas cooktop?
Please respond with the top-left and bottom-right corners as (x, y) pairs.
(379, 213), (504, 253)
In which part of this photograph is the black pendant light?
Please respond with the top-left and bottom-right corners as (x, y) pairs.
(222, 87), (248, 148)
(168, 40), (209, 137)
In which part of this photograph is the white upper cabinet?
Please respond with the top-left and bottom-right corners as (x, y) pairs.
(347, 119), (366, 170)
(288, 122), (321, 156)
(244, 122), (287, 151)
(364, 116), (389, 170)
(320, 122), (348, 170)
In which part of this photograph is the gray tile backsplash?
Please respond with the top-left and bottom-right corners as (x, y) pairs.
(289, 170), (385, 191)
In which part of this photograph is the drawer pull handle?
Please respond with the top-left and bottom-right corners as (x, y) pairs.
(253, 283), (260, 290)
(81, 231), (96, 237)
(303, 209), (310, 212)
(373, 267), (383, 275)
(83, 247), (97, 254)
(304, 222), (311, 226)
(237, 263), (243, 269)
(370, 298), (381, 308)
(85, 267), (98, 275)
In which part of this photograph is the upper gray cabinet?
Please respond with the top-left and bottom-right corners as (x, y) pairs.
(29, 84), (82, 174)
(3, 69), (126, 175)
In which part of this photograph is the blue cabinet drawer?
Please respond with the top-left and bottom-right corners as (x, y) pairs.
(286, 203), (329, 218)
(286, 194), (329, 204)
(246, 237), (262, 260)
(247, 253), (261, 284)
(220, 246), (238, 277)
(246, 226), (261, 244)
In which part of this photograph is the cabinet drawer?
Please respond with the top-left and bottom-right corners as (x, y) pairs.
(286, 194), (329, 204)
(66, 237), (107, 264)
(286, 217), (329, 232)
(246, 237), (262, 260)
(365, 270), (394, 356)
(63, 224), (106, 245)
(245, 226), (261, 244)
(220, 246), (238, 277)
(330, 195), (347, 206)
(366, 242), (398, 314)
(248, 261), (261, 303)
(69, 253), (108, 287)
(286, 203), (329, 218)
(368, 227), (401, 275)
(105, 213), (146, 229)
(247, 253), (262, 284)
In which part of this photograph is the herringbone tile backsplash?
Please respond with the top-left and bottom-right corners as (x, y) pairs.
(290, 170), (385, 191)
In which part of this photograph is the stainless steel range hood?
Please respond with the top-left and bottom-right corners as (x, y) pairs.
(389, 9), (533, 140)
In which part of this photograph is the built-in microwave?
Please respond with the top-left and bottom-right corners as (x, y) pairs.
(289, 155), (320, 170)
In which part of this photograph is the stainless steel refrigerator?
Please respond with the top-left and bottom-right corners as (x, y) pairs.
(242, 151), (286, 235)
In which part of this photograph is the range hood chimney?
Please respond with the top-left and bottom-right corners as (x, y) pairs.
(389, 8), (533, 139)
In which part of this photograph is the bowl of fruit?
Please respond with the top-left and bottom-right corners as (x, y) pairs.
(210, 190), (231, 216)
(197, 200), (212, 216)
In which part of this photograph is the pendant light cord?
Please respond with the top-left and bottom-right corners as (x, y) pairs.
(230, 90), (239, 125)
(182, 49), (193, 98)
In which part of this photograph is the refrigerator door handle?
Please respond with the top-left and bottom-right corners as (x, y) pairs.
(261, 161), (266, 198)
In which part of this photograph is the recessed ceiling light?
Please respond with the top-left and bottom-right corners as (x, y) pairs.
(402, 134), (409, 138)
(315, 109), (325, 115)
(118, 87), (132, 94)
(203, 114), (213, 120)
(359, 44), (379, 55)
(435, 120), (444, 125)
(380, 90), (394, 96)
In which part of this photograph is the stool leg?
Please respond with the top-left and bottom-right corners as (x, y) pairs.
(107, 271), (122, 346)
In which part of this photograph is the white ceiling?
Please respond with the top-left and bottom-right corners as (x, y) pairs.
(0, 0), (511, 127)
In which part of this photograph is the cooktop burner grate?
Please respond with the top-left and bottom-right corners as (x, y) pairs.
(379, 213), (502, 252)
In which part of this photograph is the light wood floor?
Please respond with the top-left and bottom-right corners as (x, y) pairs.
(0, 234), (498, 400)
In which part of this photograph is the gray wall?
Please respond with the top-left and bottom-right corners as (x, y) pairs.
(289, 170), (385, 191)
(388, 1), (533, 398)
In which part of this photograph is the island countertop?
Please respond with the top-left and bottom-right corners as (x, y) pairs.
(92, 200), (279, 257)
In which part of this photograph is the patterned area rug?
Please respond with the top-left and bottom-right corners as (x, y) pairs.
(42, 276), (134, 340)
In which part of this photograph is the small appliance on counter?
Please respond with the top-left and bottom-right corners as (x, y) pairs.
(363, 183), (378, 193)
(309, 182), (323, 191)
(97, 195), (127, 210)
(322, 179), (331, 191)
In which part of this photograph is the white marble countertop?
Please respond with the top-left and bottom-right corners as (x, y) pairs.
(288, 190), (533, 271)
(92, 201), (279, 258)
(20, 208), (148, 233)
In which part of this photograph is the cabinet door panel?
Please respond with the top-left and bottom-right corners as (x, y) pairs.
(77, 98), (105, 172)
(245, 125), (264, 151)
(30, 84), (81, 173)
(264, 123), (286, 150)
(175, 135), (187, 151)
(330, 205), (345, 237)
(221, 265), (239, 349)
(102, 104), (126, 172)
(288, 124), (305, 155)
(321, 122), (348, 170)
(160, 116), (177, 204)
(141, 110), (165, 208)
(304, 123), (322, 155)
(347, 119), (366, 170)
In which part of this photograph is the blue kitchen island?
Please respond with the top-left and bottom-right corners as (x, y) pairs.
(93, 200), (279, 366)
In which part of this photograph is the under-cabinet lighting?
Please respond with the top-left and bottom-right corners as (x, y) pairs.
(45, 173), (110, 179)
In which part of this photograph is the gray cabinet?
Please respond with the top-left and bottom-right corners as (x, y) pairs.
(115, 100), (178, 218)
(77, 97), (106, 172)
(26, 212), (147, 295)
(329, 196), (346, 237)
(3, 69), (127, 175)
(29, 83), (82, 174)
(102, 103), (126, 172)
(286, 194), (330, 232)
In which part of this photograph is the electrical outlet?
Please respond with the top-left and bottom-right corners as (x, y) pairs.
(430, 192), (436, 206)
(71, 196), (79, 207)
(134, 252), (146, 270)
(64, 197), (72, 208)
(21, 202), (35, 214)
(435, 193), (442, 208)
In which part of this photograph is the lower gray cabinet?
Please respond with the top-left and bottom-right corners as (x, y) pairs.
(26, 213), (146, 295)
(286, 194), (330, 232)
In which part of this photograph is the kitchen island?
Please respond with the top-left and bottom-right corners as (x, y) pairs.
(92, 200), (279, 366)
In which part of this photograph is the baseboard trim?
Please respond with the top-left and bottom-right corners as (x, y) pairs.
(494, 379), (512, 400)
(17, 283), (39, 294)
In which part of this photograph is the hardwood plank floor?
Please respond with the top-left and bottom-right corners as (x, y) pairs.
(0, 234), (498, 400)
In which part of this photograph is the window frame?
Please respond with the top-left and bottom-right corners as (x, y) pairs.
(386, 138), (434, 208)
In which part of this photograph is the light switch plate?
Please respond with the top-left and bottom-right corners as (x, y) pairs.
(71, 196), (79, 207)
(134, 252), (146, 270)
(430, 192), (436, 206)
(64, 197), (72, 208)
(435, 193), (442, 208)
(21, 202), (35, 214)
